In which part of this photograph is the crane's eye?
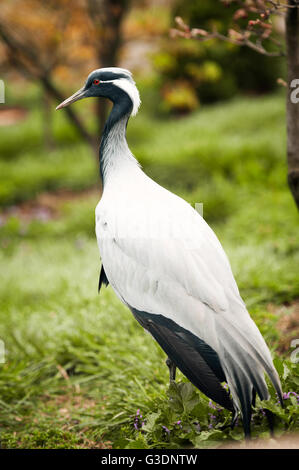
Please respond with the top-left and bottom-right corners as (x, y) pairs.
(93, 79), (100, 85)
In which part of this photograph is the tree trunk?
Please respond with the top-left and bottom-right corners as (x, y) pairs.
(286, 1), (299, 209)
(87, 0), (130, 136)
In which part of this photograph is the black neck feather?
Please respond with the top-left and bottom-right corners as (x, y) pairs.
(99, 87), (133, 183)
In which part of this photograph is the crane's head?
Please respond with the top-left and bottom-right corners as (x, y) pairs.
(56, 67), (141, 116)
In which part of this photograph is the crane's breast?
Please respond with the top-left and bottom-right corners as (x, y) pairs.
(94, 194), (233, 330)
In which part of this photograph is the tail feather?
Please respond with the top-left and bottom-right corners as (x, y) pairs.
(225, 317), (283, 405)
(229, 362), (253, 436)
(220, 325), (269, 400)
(214, 314), (283, 434)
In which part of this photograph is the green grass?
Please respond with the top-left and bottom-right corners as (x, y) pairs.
(0, 86), (298, 448)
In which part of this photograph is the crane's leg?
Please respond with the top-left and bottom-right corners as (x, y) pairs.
(252, 388), (257, 408)
(263, 408), (275, 437)
(166, 357), (176, 382)
(220, 407), (239, 432)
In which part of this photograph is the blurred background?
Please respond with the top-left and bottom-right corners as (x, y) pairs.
(0, 0), (298, 449)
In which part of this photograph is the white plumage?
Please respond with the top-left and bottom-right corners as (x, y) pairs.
(57, 67), (283, 438)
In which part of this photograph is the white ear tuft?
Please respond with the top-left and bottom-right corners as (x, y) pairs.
(113, 78), (141, 116)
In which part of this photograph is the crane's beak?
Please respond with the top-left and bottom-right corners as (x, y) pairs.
(56, 87), (86, 110)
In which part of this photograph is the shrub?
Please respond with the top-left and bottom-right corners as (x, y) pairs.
(153, 0), (284, 114)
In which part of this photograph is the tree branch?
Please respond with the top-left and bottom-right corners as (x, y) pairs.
(170, 14), (286, 57)
(0, 22), (96, 149)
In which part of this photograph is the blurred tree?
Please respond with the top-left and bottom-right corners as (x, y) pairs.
(172, 0), (299, 210)
(0, 0), (96, 149)
(155, 0), (284, 115)
(0, 0), (131, 152)
(87, 0), (130, 134)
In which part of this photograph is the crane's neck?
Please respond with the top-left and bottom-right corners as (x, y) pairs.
(99, 99), (139, 185)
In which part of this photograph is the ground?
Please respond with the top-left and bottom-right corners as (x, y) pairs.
(0, 86), (298, 448)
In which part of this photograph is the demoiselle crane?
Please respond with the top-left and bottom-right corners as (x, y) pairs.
(56, 67), (283, 437)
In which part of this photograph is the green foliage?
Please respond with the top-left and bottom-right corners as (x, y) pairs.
(160, 81), (199, 114)
(1, 427), (87, 449)
(153, 0), (284, 113)
(0, 146), (97, 206)
(121, 359), (299, 449)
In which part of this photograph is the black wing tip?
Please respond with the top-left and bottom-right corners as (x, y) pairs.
(131, 307), (234, 412)
(98, 265), (109, 293)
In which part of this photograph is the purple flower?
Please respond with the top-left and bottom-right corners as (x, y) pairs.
(162, 425), (170, 434)
(282, 391), (299, 402)
(133, 408), (144, 431)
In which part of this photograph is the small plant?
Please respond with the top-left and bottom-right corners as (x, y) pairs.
(119, 358), (299, 449)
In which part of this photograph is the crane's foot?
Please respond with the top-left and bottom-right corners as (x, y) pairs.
(222, 409), (251, 440)
(220, 408), (239, 432)
(166, 357), (176, 382)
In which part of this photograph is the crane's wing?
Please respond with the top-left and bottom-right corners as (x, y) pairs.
(96, 182), (282, 430)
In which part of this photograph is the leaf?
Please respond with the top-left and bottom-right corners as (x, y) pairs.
(167, 382), (184, 413)
(290, 395), (298, 407)
(142, 412), (160, 433)
(283, 363), (290, 381)
(192, 430), (223, 447)
(273, 357), (284, 376)
(180, 383), (199, 413)
(262, 401), (289, 422)
(290, 376), (299, 386)
(125, 436), (149, 449)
